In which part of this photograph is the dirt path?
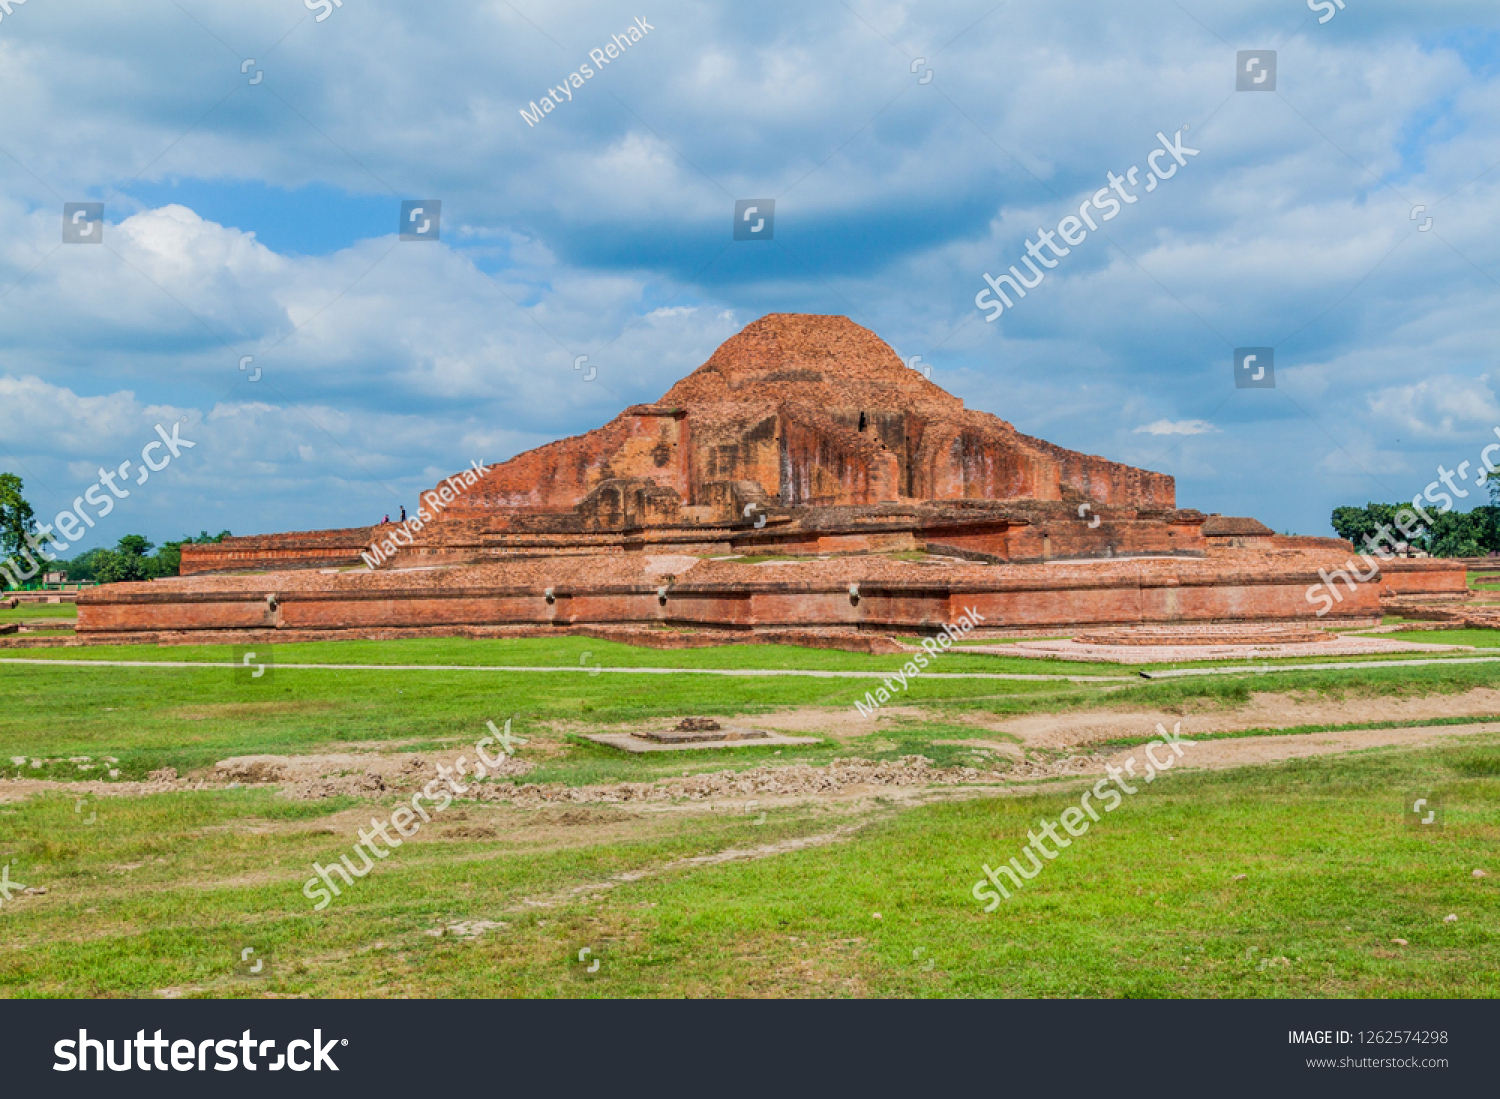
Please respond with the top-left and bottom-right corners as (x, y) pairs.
(984, 686), (1500, 748)
(1102, 720), (1500, 774)
(7, 688), (1496, 811)
(430, 821), (874, 938)
(483, 720), (1500, 807)
(626, 687), (1500, 750)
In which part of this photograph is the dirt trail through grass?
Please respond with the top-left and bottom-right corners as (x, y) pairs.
(437, 822), (873, 932)
(986, 686), (1500, 748)
(1106, 721), (1500, 773)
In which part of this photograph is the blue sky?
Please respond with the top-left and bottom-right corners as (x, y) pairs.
(2, 0), (1499, 552)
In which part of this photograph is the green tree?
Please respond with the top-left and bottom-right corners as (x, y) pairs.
(93, 536), (153, 584)
(116, 534), (154, 559)
(1330, 502), (1406, 550)
(1330, 498), (1500, 558)
(153, 530), (230, 578)
(0, 473), (36, 560)
(0, 473), (40, 589)
(80, 531), (232, 584)
(1426, 507), (1500, 558)
(59, 547), (113, 583)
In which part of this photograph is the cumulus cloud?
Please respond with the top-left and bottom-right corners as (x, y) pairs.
(1133, 419), (1219, 436)
(1366, 375), (1500, 440)
(0, 0), (1496, 545)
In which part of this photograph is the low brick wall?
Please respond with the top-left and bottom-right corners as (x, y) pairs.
(6, 592), (80, 605)
(1377, 559), (1471, 596)
(180, 527), (376, 575)
(74, 548), (1451, 643)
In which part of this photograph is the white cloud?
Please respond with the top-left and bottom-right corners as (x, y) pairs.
(1366, 376), (1500, 440)
(1133, 419), (1219, 436)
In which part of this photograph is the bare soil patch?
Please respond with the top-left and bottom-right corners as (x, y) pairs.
(1120, 721), (1500, 774)
(472, 756), (987, 809)
(172, 701), (341, 721)
(213, 751), (534, 799)
(987, 687), (1500, 749)
(1004, 635), (1467, 664)
(555, 707), (926, 743)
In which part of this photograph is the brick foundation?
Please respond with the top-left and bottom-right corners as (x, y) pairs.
(78, 548), (1464, 643)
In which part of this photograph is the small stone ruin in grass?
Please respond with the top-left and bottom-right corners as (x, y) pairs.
(632, 717), (770, 744)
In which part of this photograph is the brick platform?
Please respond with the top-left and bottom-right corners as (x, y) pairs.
(76, 548), (1466, 642)
(1003, 634), (1471, 664)
(1074, 623), (1329, 645)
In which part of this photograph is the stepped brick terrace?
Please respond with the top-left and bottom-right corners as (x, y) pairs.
(77, 314), (1466, 644)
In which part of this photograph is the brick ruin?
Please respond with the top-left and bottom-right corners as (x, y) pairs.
(86, 313), (1465, 643)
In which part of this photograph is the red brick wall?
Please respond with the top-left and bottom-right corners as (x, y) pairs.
(180, 528), (375, 575)
(778, 406), (900, 506)
(82, 551), (1429, 638)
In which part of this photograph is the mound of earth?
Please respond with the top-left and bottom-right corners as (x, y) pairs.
(212, 751), (535, 799)
(477, 755), (986, 807)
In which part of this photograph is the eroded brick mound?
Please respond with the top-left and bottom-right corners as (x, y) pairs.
(660, 312), (957, 411)
(1382, 597), (1500, 630)
(176, 314), (1238, 579)
(408, 313), (1175, 540)
(1074, 623), (1331, 646)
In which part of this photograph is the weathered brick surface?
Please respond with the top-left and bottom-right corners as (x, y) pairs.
(78, 548), (1465, 640)
(180, 527), (375, 575)
(1375, 559), (1470, 595)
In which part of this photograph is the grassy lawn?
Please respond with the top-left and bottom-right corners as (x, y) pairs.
(8, 636), (1500, 778)
(2, 635), (1499, 997)
(0, 635), (1119, 675)
(0, 740), (1493, 997)
(0, 604), (78, 622)
(10, 629), (1500, 677)
(467, 746), (1500, 998)
(0, 642), (1101, 785)
(1392, 628), (1500, 648)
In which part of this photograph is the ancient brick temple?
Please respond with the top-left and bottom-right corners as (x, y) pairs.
(78, 314), (1463, 643)
(190, 313), (1194, 568)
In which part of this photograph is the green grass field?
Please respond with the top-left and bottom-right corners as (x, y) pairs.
(1, 634), (1497, 998)
(0, 604), (78, 622)
(6, 635), (1500, 774)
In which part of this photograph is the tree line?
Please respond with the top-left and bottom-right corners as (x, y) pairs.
(1, 472), (228, 589)
(1332, 485), (1500, 559)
